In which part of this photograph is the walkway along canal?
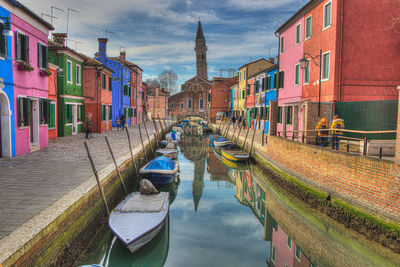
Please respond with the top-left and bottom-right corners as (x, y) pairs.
(78, 134), (400, 266)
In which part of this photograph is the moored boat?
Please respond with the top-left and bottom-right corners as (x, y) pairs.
(221, 149), (249, 162)
(221, 156), (248, 170)
(139, 156), (179, 185)
(108, 192), (170, 253)
(160, 140), (178, 147)
(213, 137), (232, 147)
(156, 148), (178, 160)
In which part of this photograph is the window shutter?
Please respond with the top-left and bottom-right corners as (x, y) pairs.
(81, 105), (85, 122)
(26, 98), (31, 126)
(15, 31), (19, 59)
(109, 105), (112, 120)
(25, 35), (29, 62)
(0, 23), (5, 57)
(109, 77), (112, 91)
(49, 103), (55, 128)
(45, 46), (48, 68)
(279, 71), (284, 88)
(38, 42), (42, 67)
(64, 104), (67, 123)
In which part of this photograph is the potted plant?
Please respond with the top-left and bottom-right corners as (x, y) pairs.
(41, 117), (46, 124)
(17, 60), (34, 72)
(39, 68), (52, 76)
(20, 118), (25, 127)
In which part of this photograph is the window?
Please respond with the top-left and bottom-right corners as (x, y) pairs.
(102, 73), (106, 89)
(305, 15), (312, 40)
(304, 59), (310, 84)
(102, 104), (106, 121)
(49, 102), (56, 128)
(200, 98), (204, 109)
(266, 76), (271, 90)
(265, 106), (270, 120)
(171, 103), (174, 109)
(294, 64), (300, 85)
(15, 31), (29, 61)
(295, 23), (301, 45)
(188, 98), (192, 109)
(109, 77), (112, 91)
(272, 245), (276, 262)
(40, 98), (50, 124)
(134, 108), (137, 117)
(180, 102), (184, 109)
(295, 245), (301, 261)
(67, 60), (72, 83)
(76, 65), (81, 85)
(0, 22), (7, 58)
(246, 84), (250, 95)
(66, 104), (73, 124)
(141, 91), (144, 100)
(208, 93), (211, 101)
(280, 36), (284, 53)
(323, 1), (332, 29)
(277, 106), (282, 124)
(275, 71), (284, 89)
(287, 236), (292, 249)
(322, 52), (330, 80)
(109, 104), (112, 120)
(124, 85), (128, 96)
(255, 81), (259, 93)
(128, 86), (131, 97)
(18, 97), (30, 127)
(37, 43), (48, 69)
(78, 105), (84, 122)
(286, 106), (293, 125)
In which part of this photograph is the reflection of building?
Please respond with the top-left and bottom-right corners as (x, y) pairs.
(192, 158), (205, 212)
(207, 150), (230, 182)
(181, 135), (208, 161)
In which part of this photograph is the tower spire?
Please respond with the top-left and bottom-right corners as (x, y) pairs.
(196, 20), (205, 40)
(194, 20), (207, 80)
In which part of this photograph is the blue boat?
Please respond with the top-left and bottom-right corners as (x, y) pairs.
(139, 156), (179, 185)
(213, 137), (232, 148)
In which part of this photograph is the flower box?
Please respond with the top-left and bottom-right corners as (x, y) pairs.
(17, 60), (34, 72)
(39, 69), (52, 77)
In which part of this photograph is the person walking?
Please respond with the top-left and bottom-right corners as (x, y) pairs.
(85, 113), (93, 139)
(315, 118), (329, 147)
(121, 115), (125, 130)
(231, 115), (236, 126)
(330, 115), (345, 150)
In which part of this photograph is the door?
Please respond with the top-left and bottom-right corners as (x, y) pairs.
(0, 91), (11, 157)
(30, 99), (39, 149)
(72, 104), (78, 135)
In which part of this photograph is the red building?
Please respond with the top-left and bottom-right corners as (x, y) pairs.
(147, 87), (169, 119)
(209, 76), (238, 122)
(48, 63), (58, 140)
(82, 55), (114, 133)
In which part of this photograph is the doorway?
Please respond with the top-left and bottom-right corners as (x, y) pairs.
(29, 98), (39, 150)
(72, 104), (78, 135)
(0, 91), (11, 157)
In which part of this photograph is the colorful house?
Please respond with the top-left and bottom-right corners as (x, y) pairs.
(96, 39), (134, 127)
(47, 62), (58, 140)
(49, 34), (85, 137)
(147, 87), (169, 119)
(81, 54), (114, 133)
(209, 76), (237, 122)
(6, 1), (54, 155)
(264, 66), (278, 135)
(0, 6), (15, 157)
(276, 14), (304, 139)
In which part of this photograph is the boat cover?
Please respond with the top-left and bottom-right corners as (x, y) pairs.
(116, 193), (166, 213)
(144, 156), (175, 171)
(216, 137), (229, 142)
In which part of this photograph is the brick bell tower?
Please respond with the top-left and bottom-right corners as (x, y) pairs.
(194, 20), (208, 80)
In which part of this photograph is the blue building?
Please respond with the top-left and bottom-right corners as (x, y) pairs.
(264, 65), (278, 134)
(97, 38), (133, 127)
(0, 8), (15, 157)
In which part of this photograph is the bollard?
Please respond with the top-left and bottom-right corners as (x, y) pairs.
(347, 143), (350, 153)
(363, 136), (368, 156)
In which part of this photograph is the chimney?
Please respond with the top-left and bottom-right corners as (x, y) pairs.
(53, 33), (67, 46)
(98, 38), (108, 61)
(120, 51), (126, 61)
(269, 57), (275, 64)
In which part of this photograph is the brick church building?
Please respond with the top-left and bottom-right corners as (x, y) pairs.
(169, 21), (212, 119)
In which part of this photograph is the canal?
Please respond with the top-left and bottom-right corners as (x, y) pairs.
(78, 134), (400, 267)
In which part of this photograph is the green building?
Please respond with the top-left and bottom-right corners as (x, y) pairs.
(49, 34), (85, 137)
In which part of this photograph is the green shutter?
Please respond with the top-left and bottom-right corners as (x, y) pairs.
(109, 105), (112, 120)
(81, 105), (85, 122)
(38, 42), (42, 67)
(49, 103), (55, 128)
(109, 77), (112, 91)
(279, 71), (284, 88)
(0, 23), (5, 57)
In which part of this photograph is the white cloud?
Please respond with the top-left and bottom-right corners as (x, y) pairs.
(226, 0), (306, 11)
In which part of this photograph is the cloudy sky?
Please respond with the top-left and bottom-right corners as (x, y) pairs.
(20, 0), (309, 89)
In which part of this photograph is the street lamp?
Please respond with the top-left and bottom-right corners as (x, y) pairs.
(299, 49), (322, 117)
(0, 17), (13, 37)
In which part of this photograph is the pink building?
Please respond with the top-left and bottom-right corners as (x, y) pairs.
(276, 17), (304, 139)
(7, 2), (53, 155)
(270, 226), (295, 267)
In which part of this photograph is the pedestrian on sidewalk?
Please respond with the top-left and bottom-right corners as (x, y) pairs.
(121, 115), (125, 129)
(232, 115), (236, 126)
(116, 117), (121, 131)
(315, 117), (329, 147)
(330, 114), (345, 150)
(85, 113), (93, 139)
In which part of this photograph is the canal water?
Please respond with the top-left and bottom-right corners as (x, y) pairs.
(79, 134), (400, 267)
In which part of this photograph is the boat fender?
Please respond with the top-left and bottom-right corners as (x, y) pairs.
(139, 179), (158, 195)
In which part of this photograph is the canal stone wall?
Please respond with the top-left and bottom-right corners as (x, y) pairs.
(264, 136), (400, 222)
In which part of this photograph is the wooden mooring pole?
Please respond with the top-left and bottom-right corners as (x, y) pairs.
(242, 123), (251, 150)
(224, 117), (232, 137)
(217, 114), (224, 135)
(157, 114), (164, 136)
(143, 119), (154, 154)
(125, 127), (138, 175)
(231, 120), (238, 140)
(249, 115), (259, 155)
(152, 117), (160, 141)
(138, 123), (148, 162)
(104, 136), (128, 196)
(235, 119), (243, 145)
(84, 141), (110, 216)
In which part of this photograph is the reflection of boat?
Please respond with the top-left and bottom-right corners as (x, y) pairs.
(157, 181), (178, 204)
(221, 156), (249, 170)
(213, 146), (222, 156)
(156, 148), (178, 160)
(213, 147), (221, 160)
(221, 149), (249, 162)
(209, 135), (222, 142)
(108, 192), (169, 253)
(139, 156), (179, 185)
(213, 137), (232, 147)
(107, 215), (170, 266)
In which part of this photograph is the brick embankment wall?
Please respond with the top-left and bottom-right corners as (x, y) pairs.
(264, 136), (400, 222)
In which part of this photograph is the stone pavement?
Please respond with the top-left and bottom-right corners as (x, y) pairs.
(0, 122), (156, 240)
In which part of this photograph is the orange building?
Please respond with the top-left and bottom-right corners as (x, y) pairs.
(82, 55), (114, 133)
(209, 76), (238, 122)
(48, 63), (58, 140)
(147, 87), (169, 119)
